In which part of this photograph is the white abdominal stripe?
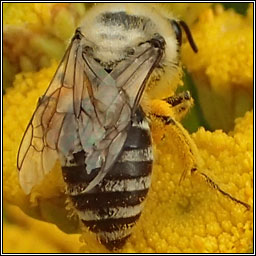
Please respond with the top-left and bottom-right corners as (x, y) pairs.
(132, 119), (150, 131)
(101, 176), (151, 192)
(97, 229), (132, 242)
(119, 147), (153, 163)
(68, 175), (151, 196)
(77, 204), (143, 221)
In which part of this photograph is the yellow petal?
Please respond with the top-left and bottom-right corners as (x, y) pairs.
(182, 5), (253, 131)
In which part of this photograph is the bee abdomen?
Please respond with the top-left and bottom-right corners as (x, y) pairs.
(62, 108), (153, 250)
(82, 214), (140, 249)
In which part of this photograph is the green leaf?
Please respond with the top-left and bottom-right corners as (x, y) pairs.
(220, 3), (249, 15)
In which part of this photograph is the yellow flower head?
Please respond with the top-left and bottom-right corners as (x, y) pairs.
(182, 4), (253, 131)
(3, 3), (89, 89)
(3, 204), (81, 253)
(3, 3), (253, 254)
(4, 58), (253, 255)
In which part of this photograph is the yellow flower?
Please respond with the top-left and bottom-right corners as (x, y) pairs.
(153, 3), (212, 24)
(3, 3), (89, 89)
(3, 62), (253, 254)
(182, 4), (253, 131)
(3, 204), (81, 253)
(3, 3), (253, 253)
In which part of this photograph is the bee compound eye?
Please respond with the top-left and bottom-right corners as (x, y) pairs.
(170, 20), (182, 46)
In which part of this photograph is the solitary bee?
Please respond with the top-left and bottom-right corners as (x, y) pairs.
(17, 3), (250, 251)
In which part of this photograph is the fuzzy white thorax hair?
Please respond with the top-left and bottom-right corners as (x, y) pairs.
(78, 4), (181, 99)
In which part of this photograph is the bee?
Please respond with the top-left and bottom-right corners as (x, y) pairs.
(17, 3), (250, 251)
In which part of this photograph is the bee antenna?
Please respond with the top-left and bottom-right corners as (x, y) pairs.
(179, 20), (198, 53)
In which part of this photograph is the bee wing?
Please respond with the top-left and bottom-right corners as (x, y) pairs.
(80, 41), (163, 192)
(17, 36), (83, 194)
(18, 33), (163, 194)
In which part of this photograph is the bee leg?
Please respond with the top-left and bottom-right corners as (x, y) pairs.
(191, 168), (250, 210)
(162, 90), (194, 121)
(150, 113), (200, 184)
(149, 111), (250, 210)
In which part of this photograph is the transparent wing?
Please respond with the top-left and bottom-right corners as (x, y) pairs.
(17, 37), (82, 194)
(79, 41), (163, 192)
(18, 33), (164, 195)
